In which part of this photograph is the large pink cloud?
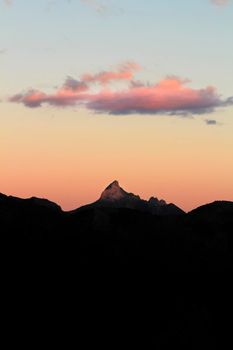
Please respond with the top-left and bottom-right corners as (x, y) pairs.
(86, 78), (229, 115)
(9, 65), (233, 116)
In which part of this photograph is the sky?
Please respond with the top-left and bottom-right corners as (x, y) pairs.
(0, 0), (233, 211)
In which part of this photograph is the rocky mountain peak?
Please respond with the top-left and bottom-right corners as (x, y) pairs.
(100, 180), (129, 201)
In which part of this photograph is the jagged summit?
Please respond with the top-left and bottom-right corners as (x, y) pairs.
(149, 197), (167, 207)
(107, 180), (119, 188)
(95, 180), (184, 215)
(100, 180), (137, 201)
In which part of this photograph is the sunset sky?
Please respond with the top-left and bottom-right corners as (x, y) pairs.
(0, 0), (233, 211)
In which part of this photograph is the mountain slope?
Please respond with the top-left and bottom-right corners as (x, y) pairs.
(0, 192), (63, 240)
(77, 180), (185, 215)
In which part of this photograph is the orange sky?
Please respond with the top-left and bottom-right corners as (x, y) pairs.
(1, 104), (232, 212)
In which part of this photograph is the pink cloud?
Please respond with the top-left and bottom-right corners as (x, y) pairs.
(10, 77), (89, 108)
(10, 89), (88, 108)
(9, 65), (233, 116)
(81, 62), (141, 84)
(86, 78), (230, 115)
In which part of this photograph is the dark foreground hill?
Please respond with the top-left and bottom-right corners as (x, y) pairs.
(0, 183), (233, 271)
(1, 185), (233, 349)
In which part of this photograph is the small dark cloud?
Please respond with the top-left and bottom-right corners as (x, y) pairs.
(63, 76), (88, 92)
(0, 49), (7, 54)
(224, 96), (233, 106)
(205, 119), (217, 125)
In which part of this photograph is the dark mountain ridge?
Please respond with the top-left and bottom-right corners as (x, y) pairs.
(0, 192), (62, 212)
(1, 182), (232, 271)
(75, 180), (185, 215)
(2, 186), (233, 349)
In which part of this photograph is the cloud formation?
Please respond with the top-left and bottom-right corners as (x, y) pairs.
(205, 119), (217, 125)
(9, 63), (233, 116)
(3, 0), (12, 5)
(3, 0), (232, 9)
(79, 0), (107, 13)
(211, 0), (230, 5)
(2, 0), (107, 11)
(81, 62), (141, 84)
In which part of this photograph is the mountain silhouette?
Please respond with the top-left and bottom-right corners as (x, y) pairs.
(0, 182), (233, 271)
(2, 186), (233, 350)
(76, 180), (185, 215)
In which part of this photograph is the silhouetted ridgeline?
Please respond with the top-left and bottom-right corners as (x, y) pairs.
(1, 186), (233, 348)
(0, 184), (233, 271)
